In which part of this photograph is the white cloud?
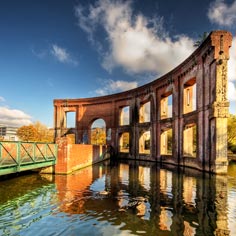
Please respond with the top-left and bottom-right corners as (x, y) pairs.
(75, 0), (195, 75)
(51, 44), (78, 66)
(228, 37), (236, 83)
(0, 107), (32, 127)
(0, 96), (5, 102)
(95, 79), (138, 95)
(208, 0), (236, 26)
(228, 81), (236, 101)
(207, 0), (236, 106)
(77, 0), (235, 107)
(227, 36), (236, 105)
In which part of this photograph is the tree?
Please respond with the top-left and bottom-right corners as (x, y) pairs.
(228, 114), (236, 152)
(33, 121), (54, 142)
(17, 122), (54, 142)
(17, 125), (39, 142)
(194, 32), (209, 47)
(91, 127), (106, 145)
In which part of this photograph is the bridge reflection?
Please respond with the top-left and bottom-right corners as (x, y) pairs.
(0, 173), (54, 205)
(55, 160), (232, 235)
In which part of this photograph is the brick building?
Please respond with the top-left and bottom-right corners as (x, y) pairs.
(54, 31), (232, 174)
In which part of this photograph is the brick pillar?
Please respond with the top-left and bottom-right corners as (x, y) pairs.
(209, 31), (232, 174)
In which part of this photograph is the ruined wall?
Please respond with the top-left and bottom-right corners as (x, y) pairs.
(54, 31), (232, 174)
(55, 136), (109, 174)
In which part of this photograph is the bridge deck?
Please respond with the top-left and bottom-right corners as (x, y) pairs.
(0, 141), (57, 176)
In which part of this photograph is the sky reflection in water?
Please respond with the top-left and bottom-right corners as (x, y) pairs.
(0, 161), (236, 236)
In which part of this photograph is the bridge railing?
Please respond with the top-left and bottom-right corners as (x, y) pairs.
(0, 141), (57, 176)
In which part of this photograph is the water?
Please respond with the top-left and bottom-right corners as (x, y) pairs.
(0, 160), (236, 236)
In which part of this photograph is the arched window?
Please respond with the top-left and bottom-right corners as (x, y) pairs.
(91, 119), (106, 145)
(139, 101), (150, 123)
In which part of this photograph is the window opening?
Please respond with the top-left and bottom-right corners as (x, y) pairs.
(186, 89), (190, 106)
(184, 80), (196, 114)
(139, 102), (150, 123)
(66, 111), (76, 128)
(91, 119), (106, 145)
(120, 106), (130, 126)
(119, 132), (129, 153)
(161, 128), (172, 155)
(161, 94), (172, 119)
(139, 130), (150, 154)
(183, 124), (197, 157)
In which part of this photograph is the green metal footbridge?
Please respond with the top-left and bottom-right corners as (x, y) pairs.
(0, 141), (57, 176)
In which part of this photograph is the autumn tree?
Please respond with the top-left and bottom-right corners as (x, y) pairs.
(91, 127), (106, 145)
(17, 122), (54, 142)
(228, 114), (236, 153)
(17, 125), (39, 142)
(33, 121), (54, 142)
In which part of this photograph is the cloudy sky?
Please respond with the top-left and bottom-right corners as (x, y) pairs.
(0, 0), (235, 127)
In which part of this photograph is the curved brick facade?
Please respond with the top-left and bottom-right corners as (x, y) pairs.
(54, 31), (232, 174)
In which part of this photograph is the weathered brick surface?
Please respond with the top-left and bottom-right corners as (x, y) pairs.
(55, 136), (107, 174)
(54, 31), (232, 174)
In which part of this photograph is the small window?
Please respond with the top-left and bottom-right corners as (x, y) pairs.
(184, 79), (196, 114)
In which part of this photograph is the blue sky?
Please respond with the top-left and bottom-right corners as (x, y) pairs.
(0, 0), (235, 127)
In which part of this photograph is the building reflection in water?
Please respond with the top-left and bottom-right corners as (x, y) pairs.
(228, 163), (236, 236)
(55, 167), (94, 214)
(138, 166), (151, 191)
(55, 160), (232, 236)
(159, 170), (173, 231)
